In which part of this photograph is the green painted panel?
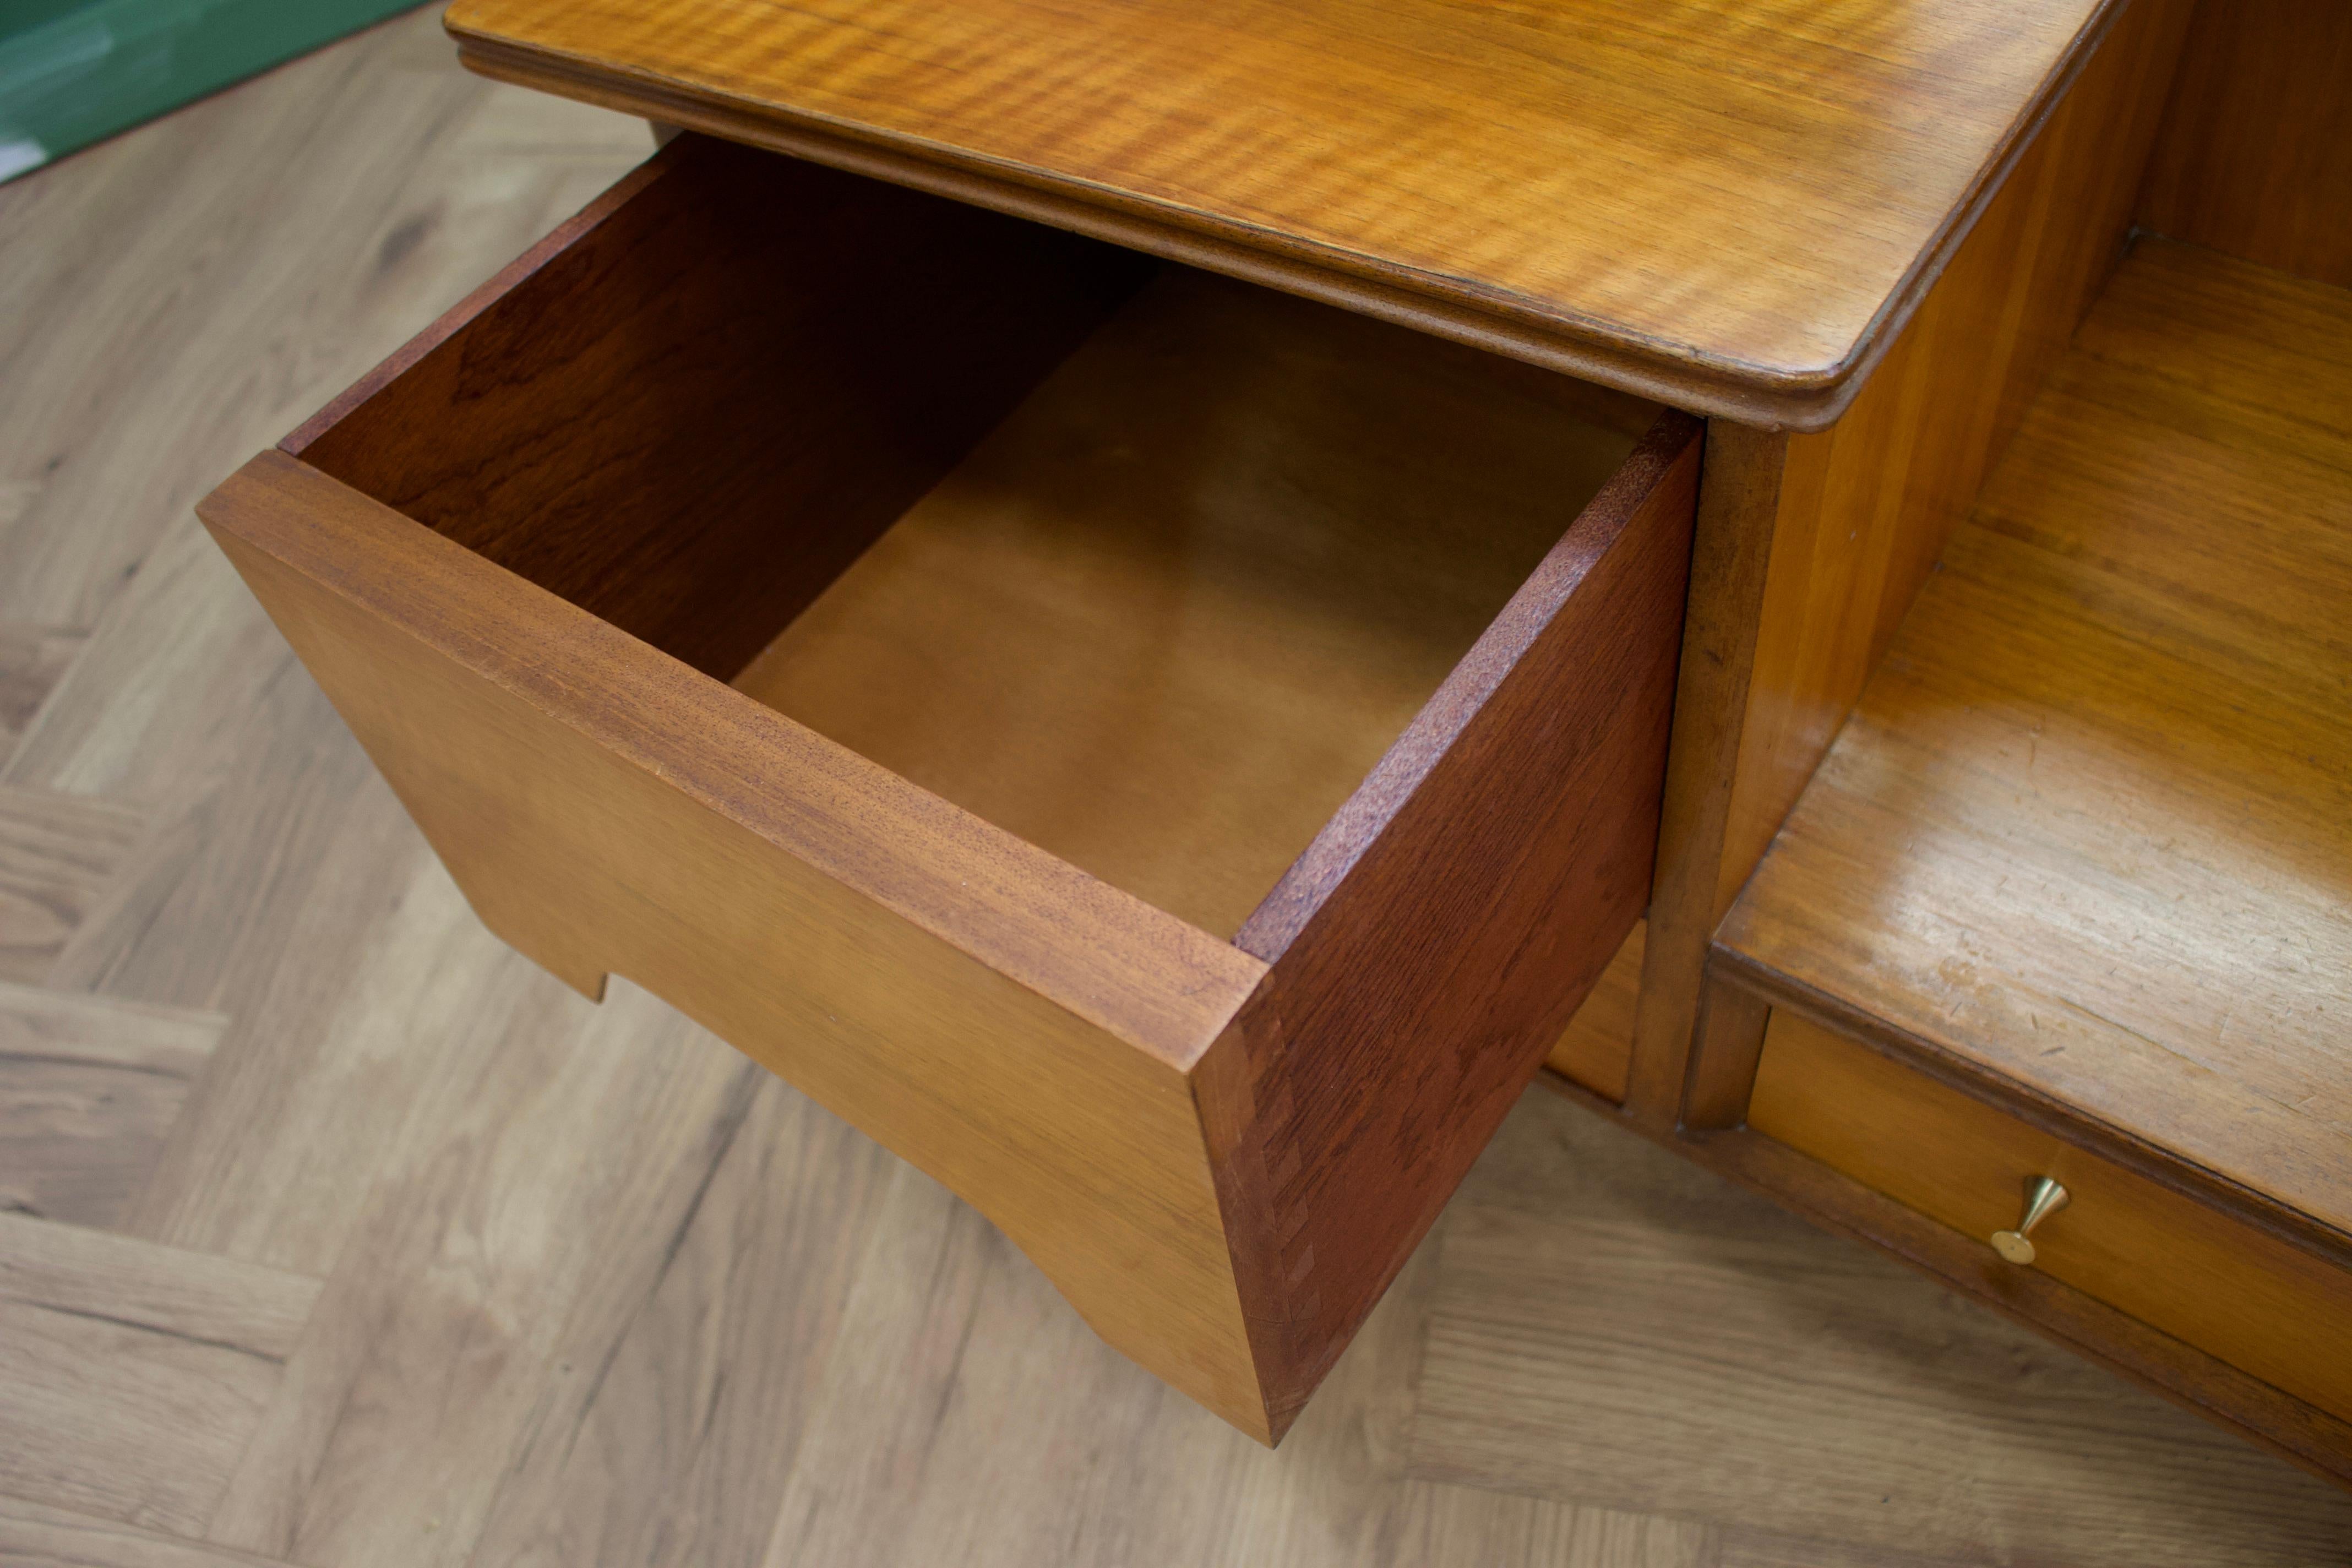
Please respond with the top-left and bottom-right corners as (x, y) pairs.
(0, 0), (424, 182)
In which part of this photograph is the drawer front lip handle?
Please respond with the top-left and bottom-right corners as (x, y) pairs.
(1990, 1175), (2071, 1265)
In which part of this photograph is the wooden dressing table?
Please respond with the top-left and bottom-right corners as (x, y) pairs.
(195, 0), (2352, 1476)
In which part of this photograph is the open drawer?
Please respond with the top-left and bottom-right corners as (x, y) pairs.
(196, 134), (1699, 1443)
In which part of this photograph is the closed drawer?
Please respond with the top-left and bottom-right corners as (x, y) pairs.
(1749, 1010), (2352, 1425)
(195, 134), (1699, 1443)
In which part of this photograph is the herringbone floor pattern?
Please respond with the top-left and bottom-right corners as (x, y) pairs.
(2, 9), (2348, 1566)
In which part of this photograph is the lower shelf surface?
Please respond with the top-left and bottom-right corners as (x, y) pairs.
(1722, 236), (2352, 1243)
(1716, 235), (2352, 1473)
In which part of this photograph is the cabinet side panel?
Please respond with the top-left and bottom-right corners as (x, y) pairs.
(2138, 0), (2352, 287)
(1544, 918), (1643, 1102)
(199, 454), (1268, 1440)
(1714, 0), (2195, 915)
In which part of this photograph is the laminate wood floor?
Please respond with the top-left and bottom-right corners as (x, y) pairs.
(1, 9), (2345, 1565)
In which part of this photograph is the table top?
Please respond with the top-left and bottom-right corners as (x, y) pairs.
(445, 0), (2116, 427)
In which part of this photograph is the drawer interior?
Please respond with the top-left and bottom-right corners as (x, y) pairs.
(292, 134), (1659, 940)
(730, 269), (1648, 936)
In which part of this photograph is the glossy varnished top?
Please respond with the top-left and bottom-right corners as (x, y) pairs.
(445, 0), (2119, 427)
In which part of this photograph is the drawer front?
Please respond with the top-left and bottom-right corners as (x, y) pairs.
(1749, 1010), (2352, 1425)
(197, 134), (1700, 1444)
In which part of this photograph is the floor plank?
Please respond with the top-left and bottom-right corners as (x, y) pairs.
(1382, 1491), (1713, 1568)
(0, 623), (82, 768)
(0, 1213), (318, 1538)
(0, 1211), (313, 1359)
(742, 1144), (1708, 1568)
(119, 853), (530, 1271)
(202, 982), (763, 1568)
(0, 6), (643, 635)
(0, 787), (141, 984)
(0, 983), (223, 1227)
(0, 14), (653, 1294)
(1409, 1094), (2352, 1567)
(465, 1074), (897, 1568)
(0, 1498), (286, 1568)
(1712, 1530), (1983, 1568)
(1, 516), (306, 810)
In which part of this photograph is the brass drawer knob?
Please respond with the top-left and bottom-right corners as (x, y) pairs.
(1990, 1175), (2071, 1265)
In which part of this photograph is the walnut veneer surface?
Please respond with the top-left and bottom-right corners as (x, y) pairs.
(443, 0), (2132, 427)
(1719, 237), (2352, 1247)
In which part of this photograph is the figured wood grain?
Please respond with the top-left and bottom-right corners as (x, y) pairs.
(1747, 1011), (2352, 1430)
(1712, 0), (2194, 914)
(2139, 0), (2352, 287)
(733, 267), (1651, 938)
(1720, 239), (2352, 1250)
(444, 0), (2136, 428)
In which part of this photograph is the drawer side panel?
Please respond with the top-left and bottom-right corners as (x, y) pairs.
(1203, 412), (1701, 1436)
